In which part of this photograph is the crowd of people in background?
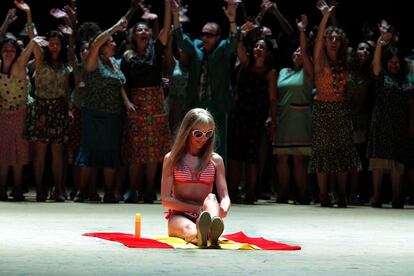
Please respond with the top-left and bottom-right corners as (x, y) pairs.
(1, 0), (413, 208)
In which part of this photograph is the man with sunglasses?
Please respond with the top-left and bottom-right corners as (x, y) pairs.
(171, 0), (239, 161)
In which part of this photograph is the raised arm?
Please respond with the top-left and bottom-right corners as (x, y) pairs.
(84, 17), (127, 72)
(12, 37), (45, 79)
(223, 0), (238, 35)
(0, 8), (17, 36)
(158, 0), (172, 46)
(265, 0), (294, 36)
(21, 36), (48, 70)
(171, 0), (194, 56)
(297, 14), (313, 81)
(313, 0), (334, 74)
(328, 0), (338, 26)
(372, 23), (392, 76)
(124, 0), (140, 22)
(171, 0), (180, 32)
(161, 153), (202, 214)
(237, 22), (257, 67)
(14, 0), (35, 40)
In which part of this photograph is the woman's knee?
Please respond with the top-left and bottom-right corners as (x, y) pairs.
(204, 193), (218, 202)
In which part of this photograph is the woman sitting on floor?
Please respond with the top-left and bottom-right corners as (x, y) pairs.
(161, 108), (231, 247)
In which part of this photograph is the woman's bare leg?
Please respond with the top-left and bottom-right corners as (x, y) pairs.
(168, 216), (197, 243)
(33, 142), (47, 201)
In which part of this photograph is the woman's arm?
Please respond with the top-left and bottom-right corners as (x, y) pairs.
(212, 153), (230, 218)
(0, 8), (17, 36)
(372, 30), (392, 76)
(158, 0), (172, 46)
(313, 0), (334, 74)
(12, 37), (44, 79)
(223, 0), (238, 35)
(121, 87), (136, 112)
(297, 14), (314, 81)
(14, 0), (35, 40)
(266, 0), (294, 36)
(84, 17), (127, 72)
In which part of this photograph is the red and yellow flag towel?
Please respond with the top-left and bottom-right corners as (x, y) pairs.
(83, 231), (301, 250)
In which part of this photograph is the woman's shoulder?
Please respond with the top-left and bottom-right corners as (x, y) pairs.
(164, 151), (172, 161)
(210, 153), (224, 166)
(162, 152), (175, 173)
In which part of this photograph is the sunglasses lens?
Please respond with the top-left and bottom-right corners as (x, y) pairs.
(202, 32), (215, 39)
(193, 130), (203, 138)
(205, 131), (214, 139)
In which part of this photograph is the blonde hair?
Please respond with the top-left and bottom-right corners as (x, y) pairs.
(170, 108), (216, 172)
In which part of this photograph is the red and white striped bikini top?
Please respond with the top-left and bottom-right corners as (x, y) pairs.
(174, 160), (216, 186)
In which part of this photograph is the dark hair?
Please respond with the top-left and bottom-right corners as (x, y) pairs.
(128, 22), (152, 51)
(349, 40), (374, 77)
(0, 38), (22, 74)
(78, 21), (101, 43)
(324, 26), (348, 64)
(382, 46), (407, 78)
(44, 31), (68, 66)
(248, 37), (276, 69)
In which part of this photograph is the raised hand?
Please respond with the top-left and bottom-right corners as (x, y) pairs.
(59, 25), (73, 36)
(141, 4), (158, 20)
(223, 0), (238, 21)
(263, 0), (278, 13)
(377, 19), (393, 45)
(5, 8), (18, 25)
(50, 8), (68, 19)
(170, 0), (180, 15)
(316, 0), (334, 16)
(178, 4), (189, 23)
(241, 21), (258, 34)
(63, 5), (77, 27)
(378, 19), (391, 34)
(13, 0), (30, 13)
(114, 17), (128, 32)
(296, 14), (308, 32)
(33, 36), (49, 47)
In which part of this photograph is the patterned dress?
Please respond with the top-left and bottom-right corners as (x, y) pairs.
(121, 40), (171, 164)
(24, 60), (71, 144)
(347, 73), (373, 144)
(228, 67), (270, 164)
(367, 72), (413, 165)
(0, 74), (30, 166)
(274, 68), (313, 156)
(309, 69), (362, 173)
(75, 58), (126, 168)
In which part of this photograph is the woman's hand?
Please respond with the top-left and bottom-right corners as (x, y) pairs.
(316, 0), (334, 16)
(33, 36), (49, 47)
(296, 14), (308, 32)
(14, 0), (30, 13)
(125, 100), (137, 113)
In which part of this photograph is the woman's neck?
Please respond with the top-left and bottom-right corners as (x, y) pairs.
(187, 145), (201, 157)
(136, 44), (148, 57)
